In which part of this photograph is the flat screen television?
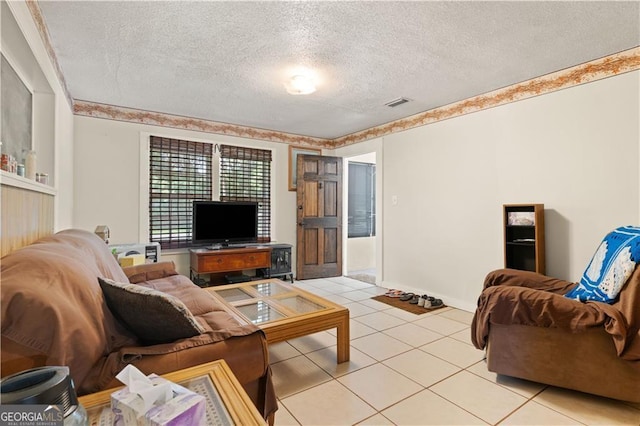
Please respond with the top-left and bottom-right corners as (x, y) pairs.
(192, 201), (258, 247)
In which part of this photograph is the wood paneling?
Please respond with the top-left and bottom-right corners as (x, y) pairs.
(324, 181), (337, 217)
(1, 185), (54, 257)
(304, 229), (318, 265)
(324, 228), (337, 263)
(303, 181), (318, 217)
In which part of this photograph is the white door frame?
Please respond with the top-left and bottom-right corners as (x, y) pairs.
(343, 151), (381, 283)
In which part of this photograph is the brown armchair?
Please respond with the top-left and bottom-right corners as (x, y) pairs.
(471, 268), (640, 403)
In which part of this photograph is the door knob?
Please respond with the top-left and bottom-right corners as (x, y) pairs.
(298, 205), (303, 210)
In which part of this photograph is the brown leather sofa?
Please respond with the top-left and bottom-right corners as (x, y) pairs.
(472, 268), (640, 403)
(1, 229), (277, 420)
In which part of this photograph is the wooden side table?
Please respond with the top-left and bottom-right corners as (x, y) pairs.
(79, 360), (266, 426)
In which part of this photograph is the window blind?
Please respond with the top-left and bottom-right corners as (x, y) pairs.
(220, 145), (272, 242)
(149, 136), (212, 249)
(348, 162), (376, 238)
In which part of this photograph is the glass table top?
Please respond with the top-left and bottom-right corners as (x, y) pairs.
(215, 287), (253, 303)
(236, 300), (286, 325)
(278, 295), (325, 313)
(251, 281), (291, 296)
(209, 280), (336, 324)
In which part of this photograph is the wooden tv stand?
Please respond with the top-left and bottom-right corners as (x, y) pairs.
(190, 246), (272, 286)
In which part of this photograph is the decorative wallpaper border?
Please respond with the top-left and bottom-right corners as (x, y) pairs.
(331, 47), (640, 148)
(72, 47), (640, 150)
(26, 0), (639, 149)
(25, 0), (73, 109)
(73, 102), (330, 148)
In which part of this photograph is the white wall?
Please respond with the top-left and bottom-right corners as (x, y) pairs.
(54, 95), (74, 230)
(3, 0), (75, 229)
(382, 71), (640, 311)
(346, 236), (375, 271)
(73, 116), (298, 276)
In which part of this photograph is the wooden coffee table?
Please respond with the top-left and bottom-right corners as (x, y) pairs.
(207, 279), (350, 363)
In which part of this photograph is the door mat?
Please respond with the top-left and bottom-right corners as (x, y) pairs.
(371, 295), (446, 315)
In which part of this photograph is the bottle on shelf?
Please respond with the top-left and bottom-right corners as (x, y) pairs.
(26, 150), (37, 180)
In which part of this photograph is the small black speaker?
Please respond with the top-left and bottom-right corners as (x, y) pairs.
(0, 366), (83, 421)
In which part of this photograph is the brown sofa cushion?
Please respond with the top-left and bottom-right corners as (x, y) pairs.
(123, 262), (179, 284)
(1, 230), (138, 386)
(98, 277), (206, 343)
(82, 274), (265, 394)
(131, 274), (260, 338)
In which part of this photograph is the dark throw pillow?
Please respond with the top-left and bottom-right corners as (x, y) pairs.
(98, 277), (206, 343)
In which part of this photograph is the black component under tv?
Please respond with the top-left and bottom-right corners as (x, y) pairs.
(192, 201), (258, 247)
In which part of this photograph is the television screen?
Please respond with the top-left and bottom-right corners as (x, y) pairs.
(192, 201), (258, 246)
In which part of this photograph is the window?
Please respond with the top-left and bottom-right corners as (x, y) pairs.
(148, 137), (272, 249)
(348, 162), (376, 238)
(220, 145), (272, 242)
(149, 136), (212, 249)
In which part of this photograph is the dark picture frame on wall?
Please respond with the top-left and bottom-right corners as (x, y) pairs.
(288, 145), (321, 191)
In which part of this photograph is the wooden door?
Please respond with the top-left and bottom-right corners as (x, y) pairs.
(296, 154), (343, 279)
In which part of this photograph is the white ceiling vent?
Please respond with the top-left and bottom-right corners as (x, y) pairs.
(385, 97), (411, 108)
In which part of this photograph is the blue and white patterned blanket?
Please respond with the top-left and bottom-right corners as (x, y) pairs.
(565, 226), (640, 303)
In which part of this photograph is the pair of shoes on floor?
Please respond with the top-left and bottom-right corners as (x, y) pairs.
(425, 297), (445, 309)
(386, 289), (445, 309)
(400, 292), (415, 302)
(418, 294), (432, 307)
(417, 295), (445, 309)
(384, 289), (404, 298)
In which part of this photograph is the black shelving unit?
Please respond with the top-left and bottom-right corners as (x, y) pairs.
(504, 204), (545, 274)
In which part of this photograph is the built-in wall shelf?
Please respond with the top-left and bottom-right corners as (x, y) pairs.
(0, 170), (56, 196)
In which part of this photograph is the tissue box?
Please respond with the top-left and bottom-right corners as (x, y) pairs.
(111, 374), (206, 426)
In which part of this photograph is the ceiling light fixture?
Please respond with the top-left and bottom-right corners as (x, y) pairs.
(286, 74), (316, 95)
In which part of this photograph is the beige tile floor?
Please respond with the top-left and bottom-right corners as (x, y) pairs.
(269, 276), (640, 426)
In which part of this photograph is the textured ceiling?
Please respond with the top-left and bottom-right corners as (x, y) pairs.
(37, 1), (640, 140)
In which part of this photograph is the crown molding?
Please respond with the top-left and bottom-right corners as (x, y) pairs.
(75, 47), (639, 150)
(73, 101), (330, 148)
(25, 0), (73, 109)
